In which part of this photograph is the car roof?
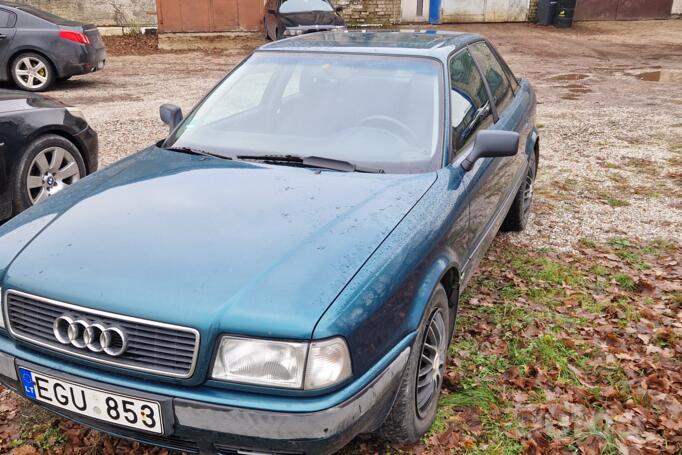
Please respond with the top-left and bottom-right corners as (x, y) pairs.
(259, 30), (485, 60)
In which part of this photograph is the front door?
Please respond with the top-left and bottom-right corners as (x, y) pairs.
(464, 41), (524, 259)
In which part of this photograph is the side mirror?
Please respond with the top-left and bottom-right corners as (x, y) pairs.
(335, 5), (344, 12)
(160, 104), (183, 132)
(461, 130), (519, 172)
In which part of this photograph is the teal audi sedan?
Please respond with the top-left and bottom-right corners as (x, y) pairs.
(0, 31), (538, 454)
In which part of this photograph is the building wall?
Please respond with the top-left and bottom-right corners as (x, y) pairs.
(12, 0), (157, 27)
(339, 0), (401, 26)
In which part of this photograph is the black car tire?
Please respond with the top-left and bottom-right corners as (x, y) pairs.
(11, 52), (56, 92)
(378, 283), (450, 443)
(13, 134), (86, 214)
(501, 153), (536, 232)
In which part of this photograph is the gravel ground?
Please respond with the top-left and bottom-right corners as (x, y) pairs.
(40, 20), (681, 252)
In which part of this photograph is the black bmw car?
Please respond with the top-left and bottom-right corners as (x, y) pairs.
(0, 2), (106, 92)
(264, 0), (345, 40)
(0, 90), (98, 221)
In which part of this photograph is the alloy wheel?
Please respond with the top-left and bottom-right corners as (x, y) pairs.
(415, 309), (448, 417)
(26, 147), (82, 204)
(15, 57), (50, 90)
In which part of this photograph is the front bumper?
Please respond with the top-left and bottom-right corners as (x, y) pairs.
(283, 25), (345, 36)
(0, 347), (408, 454)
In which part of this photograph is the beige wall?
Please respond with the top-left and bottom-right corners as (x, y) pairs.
(673, 0), (682, 14)
(12, 0), (157, 26)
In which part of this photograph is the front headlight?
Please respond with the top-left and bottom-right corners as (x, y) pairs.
(66, 107), (88, 122)
(211, 336), (352, 390)
(283, 28), (303, 36)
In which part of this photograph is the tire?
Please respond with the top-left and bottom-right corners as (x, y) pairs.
(501, 153), (537, 232)
(13, 135), (86, 214)
(11, 52), (56, 92)
(378, 284), (450, 443)
(264, 21), (271, 40)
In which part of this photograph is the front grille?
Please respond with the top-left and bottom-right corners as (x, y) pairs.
(5, 290), (199, 378)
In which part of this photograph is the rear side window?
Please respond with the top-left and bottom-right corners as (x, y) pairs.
(469, 41), (512, 114)
(0, 9), (16, 27)
(449, 49), (493, 154)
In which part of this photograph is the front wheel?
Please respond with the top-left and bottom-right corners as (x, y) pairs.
(11, 53), (55, 92)
(13, 134), (86, 214)
(501, 153), (536, 232)
(378, 284), (450, 443)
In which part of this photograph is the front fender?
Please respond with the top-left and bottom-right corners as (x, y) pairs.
(404, 250), (459, 331)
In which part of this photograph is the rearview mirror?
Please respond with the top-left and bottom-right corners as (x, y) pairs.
(335, 5), (344, 12)
(461, 130), (519, 172)
(160, 104), (183, 132)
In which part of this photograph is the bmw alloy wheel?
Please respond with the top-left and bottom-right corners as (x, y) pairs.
(415, 308), (448, 417)
(26, 147), (82, 204)
(14, 56), (51, 91)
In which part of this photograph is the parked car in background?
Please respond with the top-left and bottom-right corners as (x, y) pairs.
(0, 89), (98, 221)
(0, 31), (537, 454)
(0, 3), (106, 92)
(264, 0), (345, 40)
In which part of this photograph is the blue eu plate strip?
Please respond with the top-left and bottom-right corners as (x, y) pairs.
(18, 368), (37, 400)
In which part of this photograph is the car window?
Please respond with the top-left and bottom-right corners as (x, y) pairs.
(468, 42), (512, 115)
(0, 9), (16, 27)
(449, 49), (493, 154)
(280, 0), (334, 13)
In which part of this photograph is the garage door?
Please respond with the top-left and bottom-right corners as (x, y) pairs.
(438, 0), (529, 22)
(575, 0), (673, 20)
(156, 0), (263, 32)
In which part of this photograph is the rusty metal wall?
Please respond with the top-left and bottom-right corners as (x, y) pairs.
(575, 0), (673, 20)
(616, 0), (673, 19)
(156, 0), (262, 32)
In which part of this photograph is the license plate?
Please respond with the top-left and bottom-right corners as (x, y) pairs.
(18, 368), (163, 434)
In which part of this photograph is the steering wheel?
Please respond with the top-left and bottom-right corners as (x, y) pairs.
(357, 115), (419, 146)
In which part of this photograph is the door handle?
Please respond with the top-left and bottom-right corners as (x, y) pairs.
(0, 34), (6, 40)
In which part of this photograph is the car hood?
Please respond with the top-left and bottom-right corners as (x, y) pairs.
(2, 147), (436, 340)
(279, 11), (344, 26)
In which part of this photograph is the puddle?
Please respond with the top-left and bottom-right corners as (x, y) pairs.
(550, 73), (589, 81)
(635, 70), (682, 82)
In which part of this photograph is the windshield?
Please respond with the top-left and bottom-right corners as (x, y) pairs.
(280, 0), (334, 13)
(167, 52), (444, 174)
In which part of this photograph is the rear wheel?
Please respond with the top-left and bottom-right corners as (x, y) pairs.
(11, 53), (55, 92)
(378, 284), (450, 443)
(13, 135), (86, 214)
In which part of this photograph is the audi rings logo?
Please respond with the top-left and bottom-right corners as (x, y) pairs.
(53, 316), (128, 357)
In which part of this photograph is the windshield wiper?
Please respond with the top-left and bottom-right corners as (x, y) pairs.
(237, 155), (384, 174)
(164, 146), (232, 161)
